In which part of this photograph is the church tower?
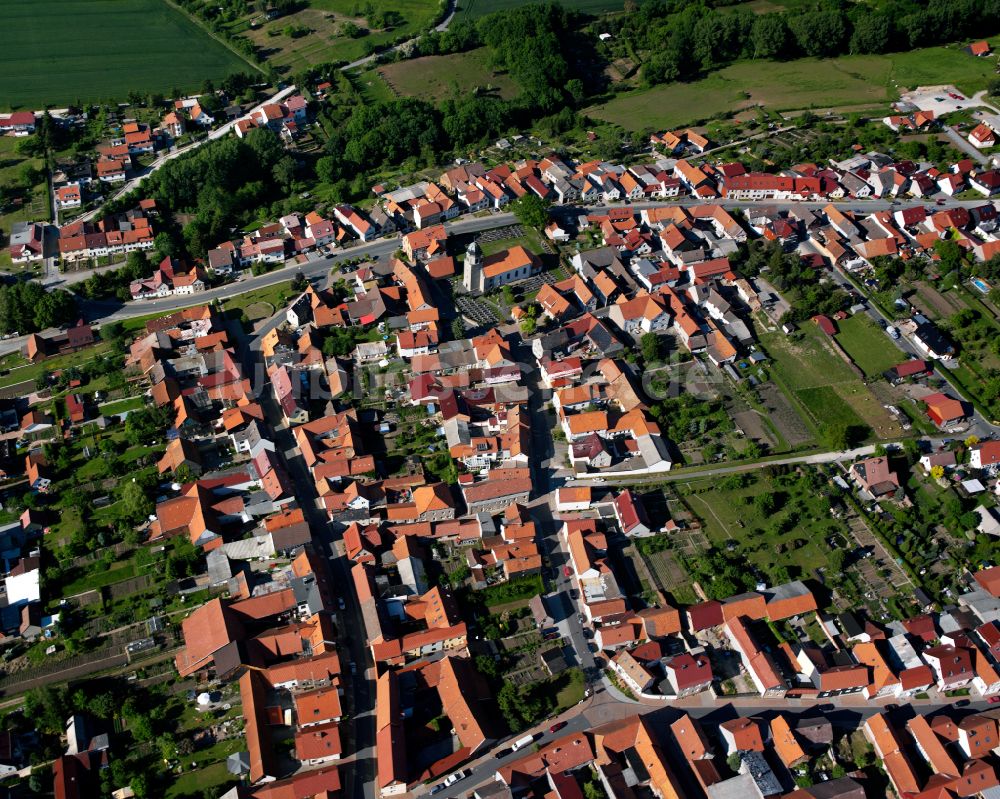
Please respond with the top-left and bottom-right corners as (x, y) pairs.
(462, 239), (484, 293)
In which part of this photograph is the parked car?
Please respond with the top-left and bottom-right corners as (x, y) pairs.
(430, 784), (446, 795)
(443, 770), (470, 786)
(563, 566), (572, 578)
(989, 695), (1000, 704)
(549, 721), (568, 733)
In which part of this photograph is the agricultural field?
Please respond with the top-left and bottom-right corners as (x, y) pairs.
(453, 0), (624, 21)
(368, 48), (518, 102)
(0, 0), (251, 109)
(834, 314), (903, 377)
(586, 44), (999, 131)
(760, 323), (903, 442)
(237, 0), (441, 70)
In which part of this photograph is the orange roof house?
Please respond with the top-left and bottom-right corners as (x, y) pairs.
(906, 714), (958, 776)
(721, 592), (767, 622)
(864, 713), (921, 796)
(765, 581), (818, 621)
(435, 655), (498, 755)
(770, 715), (808, 767)
(924, 392), (968, 427)
(295, 687), (343, 727)
(592, 717), (685, 799)
(294, 721), (342, 765)
(719, 717), (765, 753)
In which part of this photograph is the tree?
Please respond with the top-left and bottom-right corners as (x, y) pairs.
(153, 232), (175, 261)
(850, 12), (892, 54)
(121, 480), (153, 523)
(930, 464), (945, 480)
(124, 405), (171, 446)
(640, 333), (662, 364)
(754, 492), (776, 516)
(24, 686), (69, 735)
(822, 422), (851, 451)
(750, 14), (788, 59)
(451, 317), (466, 340)
(789, 10), (848, 57)
(510, 194), (550, 230)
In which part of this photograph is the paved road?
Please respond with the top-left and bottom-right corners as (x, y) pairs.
(426, 685), (992, 799)
(245, 319), (376, 799)
(942, 124), (989, 165)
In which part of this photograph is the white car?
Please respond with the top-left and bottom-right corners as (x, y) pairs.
(443, 770), (470, 786)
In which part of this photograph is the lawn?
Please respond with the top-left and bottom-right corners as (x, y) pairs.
(240, 0), (441, 71)
(222, 280), (294, 316)
(165, 760), (238, 799)
(61, 561), (137, 596)
(586, 44), (999, 130)
(0, 138), (50, 271)
(98, 396), (146, 416)
(553, 667), (586, 712)
(453, 0), (623, 20)
(835, 314), (902, 377)
(0, 341), (113, 390)
(480, 574), (544, 608)
(0, 0), (252, 109)
(761, 324), (903, 441)
(372, 48), (519, 102)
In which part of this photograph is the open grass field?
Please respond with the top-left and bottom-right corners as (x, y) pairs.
(761, 324), (903, 441)
(0, 0), (251, 109)
(796, 386), (866, 432)
(241, 0), (440, 70)
(371, 47), (518, 102)
(835, 314), (903, 377)
(454, 0), (624, 20)
(586, 43), (999, 130)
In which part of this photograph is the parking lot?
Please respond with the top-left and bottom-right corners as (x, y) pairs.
(899, 85), (972, 116)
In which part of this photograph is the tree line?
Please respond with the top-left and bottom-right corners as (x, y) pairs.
(604, 0), (1000, 87)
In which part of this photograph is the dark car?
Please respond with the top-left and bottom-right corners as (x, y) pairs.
(550, 721), (568, 733)
(430, 785), (446, 795)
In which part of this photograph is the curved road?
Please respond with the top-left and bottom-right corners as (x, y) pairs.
(339, 0), (457, 72)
